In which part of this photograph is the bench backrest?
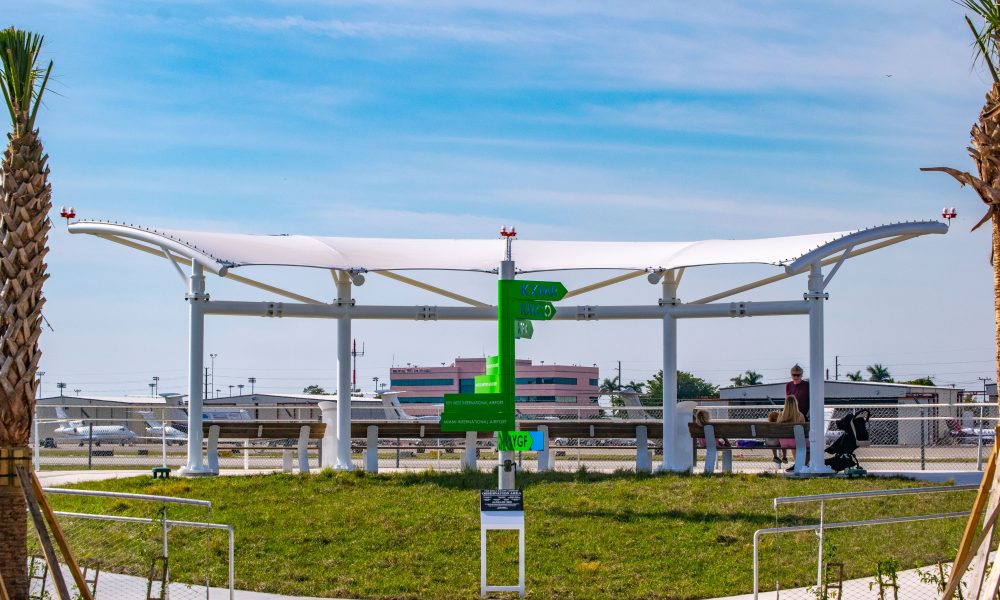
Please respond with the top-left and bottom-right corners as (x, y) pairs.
(688, 421), (808, 439)
(202, 421), (326, 439)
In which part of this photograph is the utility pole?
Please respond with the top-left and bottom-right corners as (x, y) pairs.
(617, 360), (622, 389)
(248, 377), (256, 394)
(352, 338), (365, 392)
(979, 377), (993, 403)
(372, 376), (379, 394)
(835, 355), (840, 381)
(152, 376), (159, 396)
(204, 367), (210, 402)
(210, 353), (218, 398)
(37, 371), (44, 398)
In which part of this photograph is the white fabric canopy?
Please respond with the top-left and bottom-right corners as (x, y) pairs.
(69, 220), (947, 275)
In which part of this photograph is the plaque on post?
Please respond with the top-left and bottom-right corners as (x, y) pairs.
(480, 489), (525, 597)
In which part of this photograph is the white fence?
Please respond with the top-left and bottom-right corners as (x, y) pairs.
(31, 402), (998, 474)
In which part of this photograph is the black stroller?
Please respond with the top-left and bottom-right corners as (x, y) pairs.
(825, 410), (871, 475)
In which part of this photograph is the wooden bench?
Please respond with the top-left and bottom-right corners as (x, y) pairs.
(202, 422), (326, 474)
(688, 421), (808, 475)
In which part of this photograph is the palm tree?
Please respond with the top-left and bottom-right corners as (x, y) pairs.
(624, 380), (645, 394)
(599, 376), (620, 395)
(846, 370), (863, 382)
(866, 363), (893, 383)
(0, 28), (52, 600)
(923, 1), (1000, 396)
(730, 370), (763, 386)
(924, 5), (1000, 591)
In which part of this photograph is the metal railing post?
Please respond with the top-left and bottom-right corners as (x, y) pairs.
(88, 424), (93, 470)
(816, 500), (824, 590)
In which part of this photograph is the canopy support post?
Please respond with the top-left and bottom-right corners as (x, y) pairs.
(335, 274), (354, 471)
(180, 263), (212, 476)
(657, 271), (682, 472)
(805, 261), (833, 475)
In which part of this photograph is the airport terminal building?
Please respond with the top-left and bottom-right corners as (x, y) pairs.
(390, 357), (599, 415)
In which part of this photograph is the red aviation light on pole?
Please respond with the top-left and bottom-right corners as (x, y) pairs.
(942, 207), (957, 224)
(59, 206), (76, 224)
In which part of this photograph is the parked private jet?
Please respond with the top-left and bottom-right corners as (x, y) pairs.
(54, 407), (138, 446)
(139, 411), (187, 445)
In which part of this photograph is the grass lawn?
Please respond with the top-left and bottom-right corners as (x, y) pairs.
(45, 469), (975, 599)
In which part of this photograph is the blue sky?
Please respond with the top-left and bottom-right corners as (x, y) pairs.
(19, 0), (1000, 396)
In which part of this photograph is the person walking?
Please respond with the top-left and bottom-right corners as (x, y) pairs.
(786, 364), (809, 419)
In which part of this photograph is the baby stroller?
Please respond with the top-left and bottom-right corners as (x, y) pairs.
(825, 410), (871, 475)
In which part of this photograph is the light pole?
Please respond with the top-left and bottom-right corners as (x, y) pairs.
(149, 382), (156, 396)
(248, 377), (256, 395)
(228, 385), (234, 397)
(237, 384), (244, 396)
(372, 376), (379, 394)
(37, 371), (44, 399)
(74, 388), (81, 397)
(56, 382), (66, 396)
(210, 353), (218, 398)
(152, 376), (159, 396)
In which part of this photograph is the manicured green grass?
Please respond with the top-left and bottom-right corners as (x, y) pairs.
(45, 470), (975, 599)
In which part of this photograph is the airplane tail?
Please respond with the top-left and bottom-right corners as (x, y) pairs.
(380, 392), (415, 420)
(54, 407), (84, 428)
(139, 410), (163, 429)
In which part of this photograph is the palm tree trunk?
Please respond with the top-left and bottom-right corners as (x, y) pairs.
(995, 211), (1000, 411)
(0, 117), (50, 600)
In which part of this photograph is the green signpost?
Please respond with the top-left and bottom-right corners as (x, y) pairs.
(440, 277), (566, 439)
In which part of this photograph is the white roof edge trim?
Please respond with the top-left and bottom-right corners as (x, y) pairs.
(783, 221), (948, 275)
(71, 222), (227, 275)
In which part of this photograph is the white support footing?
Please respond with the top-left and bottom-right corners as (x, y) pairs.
(536, 425), (551, 472)
(635, 425), (651, 473)
(366, 425), (379, 473)
(462, 431), (479, 471)
(319, 401), (338, 469)
(297, 425), (311, 474)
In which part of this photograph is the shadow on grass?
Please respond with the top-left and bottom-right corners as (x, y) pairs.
(388, 467), (677, 490)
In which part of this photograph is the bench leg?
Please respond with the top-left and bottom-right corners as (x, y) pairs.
(704, 424), (717, 475)
(298, 425), (311, 474)
(206, 425), (220, 475)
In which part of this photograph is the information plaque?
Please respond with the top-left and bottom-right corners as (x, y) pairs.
(480, 488), (524, 512)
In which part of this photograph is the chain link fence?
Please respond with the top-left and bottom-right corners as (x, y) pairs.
(27, 489), (233, 600)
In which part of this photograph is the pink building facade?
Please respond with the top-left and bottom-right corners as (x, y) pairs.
(390, 357), (599, 415)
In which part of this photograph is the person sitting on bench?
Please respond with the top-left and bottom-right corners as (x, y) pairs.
(777, 395), (806, 472)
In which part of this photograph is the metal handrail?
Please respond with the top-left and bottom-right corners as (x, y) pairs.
(42, 487), (212, 508)
(773, 484), (978, 507)
(752, 511), (970, 599)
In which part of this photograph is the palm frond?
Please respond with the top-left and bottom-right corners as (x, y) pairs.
(959, 0), (1000, 81)
(0, 27), (51, 133)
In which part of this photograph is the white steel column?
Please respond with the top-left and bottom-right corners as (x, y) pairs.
(335, 277), (354, 471)
(805, 262), (833, 474)
(657, 271), (681, 472)
(181, 263), (211, 475)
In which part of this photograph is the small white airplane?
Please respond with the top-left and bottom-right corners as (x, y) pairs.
(53, 407), (138, 446)
(139, 411), (186, 445)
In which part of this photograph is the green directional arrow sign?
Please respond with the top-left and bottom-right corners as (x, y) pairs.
(514, 319), (533, 339)
(514, 299), (556, 321)
(502, 280), (568, 302)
